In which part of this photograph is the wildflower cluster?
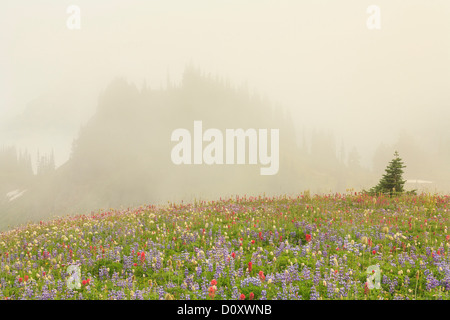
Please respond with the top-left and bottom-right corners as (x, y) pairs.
(0, 193), (449, 300)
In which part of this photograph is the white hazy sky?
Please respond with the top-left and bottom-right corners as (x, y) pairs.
(1, 0), (449, 167)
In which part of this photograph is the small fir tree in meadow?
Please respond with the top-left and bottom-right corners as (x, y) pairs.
(369, 151), (407, 196)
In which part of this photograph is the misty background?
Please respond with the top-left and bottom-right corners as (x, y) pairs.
(1, 0), (450, 230)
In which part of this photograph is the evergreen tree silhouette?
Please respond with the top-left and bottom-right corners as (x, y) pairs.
(369, 151), (407, 196)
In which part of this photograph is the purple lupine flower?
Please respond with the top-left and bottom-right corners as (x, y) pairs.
(310, 286), (320, 300)
(404, 275), (410, 287)
(260, 290), (267, 300)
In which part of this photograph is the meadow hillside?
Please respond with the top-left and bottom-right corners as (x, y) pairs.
(0, 192), (449, 300)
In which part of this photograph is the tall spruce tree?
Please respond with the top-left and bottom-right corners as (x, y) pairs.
(369, 151), (407, 196)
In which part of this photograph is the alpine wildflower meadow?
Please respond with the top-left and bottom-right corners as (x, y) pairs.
(0, 192), (449, 300)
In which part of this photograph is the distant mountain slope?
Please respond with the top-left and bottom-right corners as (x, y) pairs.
(0, 68), (373, 230)
(0, 68), (316, 229)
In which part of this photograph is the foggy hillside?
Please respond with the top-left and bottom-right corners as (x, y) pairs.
(1, 66), (449, 230)
(0, 67), (377, 230)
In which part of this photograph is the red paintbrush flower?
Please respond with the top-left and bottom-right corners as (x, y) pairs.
(259, 270), (265, 281)
(240, 294), (245, 300)
(364, 282), (369, 295)
(248, 261), (252, 272)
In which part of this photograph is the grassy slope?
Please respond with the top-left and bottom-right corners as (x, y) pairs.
(0, 192), (449, 300)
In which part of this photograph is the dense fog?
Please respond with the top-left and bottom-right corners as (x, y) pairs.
(1, 1), (449, 230)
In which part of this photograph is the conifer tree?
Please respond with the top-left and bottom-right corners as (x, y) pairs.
(369, 151), (407, 196)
